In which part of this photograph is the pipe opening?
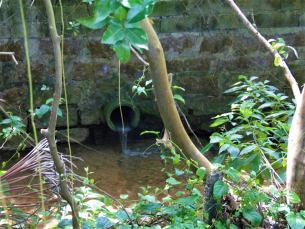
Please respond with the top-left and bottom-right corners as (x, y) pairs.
(110, 106), (135, 132)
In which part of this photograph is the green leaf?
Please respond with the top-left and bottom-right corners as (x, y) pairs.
(173, 153), (180, 164)
(172, 86), (185, 91)
(211, 154), (226, 164)
(101, 22), (125, 44)
(115, 210), (131, 222)
(219, 143), (230, 154)
(125, 28), (148, 50)
(227, 145), (240, 158)
(95, 216), (112, 228)
(114, 5), (128, 22)
(240, 107), (252, 119)
(210, 135), (225, 143)
(0, 119), (11, 124)
(286, 212), (305, 229)
(258, 102), (275, 109)
(196, 167), (206, 180)
(213, 180), (229, 199)
(175, 195), (198, 208)
(45, 98), (53, 105)
(224, 167), (240, 183)
(139, 202), (161, 212)
(173, 94), (185, 104)
(94, 0), (112, 22)
(166, 177), (181, 185)
(210, 118), (229, 127)
(113, 40), (130, 62)
(223, 85), (247, 93)
(58, 219), (72, 228)
(243, 208), (262, 227)
(140, 130), (159, 135)
(120, 194), (129, 199)
(175, 168), (184, 176)
(274, 56), (281, 66)
(288, 191), (301, 204)
(57, 108), (63, 117)
(201, 143), (214, 154)
(126, 0), (155, 23)
(35, 105), (50, 119)
(265, 110), (287, 119)
(119, 0), (142, 8)
(76, 15), (109, 29)
(240, 144), (256, 156)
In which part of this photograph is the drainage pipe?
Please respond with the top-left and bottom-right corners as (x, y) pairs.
(104, 100), (140, 132)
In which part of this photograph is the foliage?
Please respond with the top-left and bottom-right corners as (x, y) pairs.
(208, 75), (295, 184)
(76, 0), (156, 62)
(268, 38), (299, 66)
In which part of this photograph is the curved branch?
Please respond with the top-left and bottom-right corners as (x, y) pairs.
(140, 18), (214, 174)
(226, 0), (301, 103)
(42, 0), (79, 227)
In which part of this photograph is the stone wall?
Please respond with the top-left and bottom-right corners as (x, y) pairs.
(0, 0), (305, 147)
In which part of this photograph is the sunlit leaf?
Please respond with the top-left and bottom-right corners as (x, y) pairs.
(77, 15), (109, 29)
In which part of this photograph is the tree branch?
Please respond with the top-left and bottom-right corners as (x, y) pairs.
(42, 0), (79, 227)
(226, 0), (301, 103)
(0, 52), (18, 65)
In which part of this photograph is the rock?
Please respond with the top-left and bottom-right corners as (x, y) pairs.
(56, 128), (89, 143)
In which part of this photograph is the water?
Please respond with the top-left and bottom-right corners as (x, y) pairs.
(115, 119), (131, 153)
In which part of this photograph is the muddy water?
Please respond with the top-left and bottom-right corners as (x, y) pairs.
(57, 139), (168, 200)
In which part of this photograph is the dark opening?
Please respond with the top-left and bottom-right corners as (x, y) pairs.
(188, 109), (194, 115)
(110, 106), (135, 132)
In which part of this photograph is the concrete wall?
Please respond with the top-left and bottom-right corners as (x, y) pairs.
(0, 0), (304, 146)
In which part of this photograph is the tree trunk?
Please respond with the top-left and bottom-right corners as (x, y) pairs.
(140, 18), (214, 174)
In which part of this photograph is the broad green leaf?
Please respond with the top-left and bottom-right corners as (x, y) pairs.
(227, 145), (240, 158)
(213, 180), (229, 199)
(57, 108), (63, 117)
(113, 40), (130, 62)
(240, 107), (252, 119)
(274, 56), (281, 66)
(115, 210), (131, 222)
(242, 208), (262, 227)
(210, 118), (228, 127)
(110, 1), (121, 12)
(114, 5), (128, 22)
(201, 143), (214, 154)
(224, 167), (240, 183)
(240, 144), (256, 156)
(288, 191), (301, 204)
(166, 177), (181, 185)
(196, 167), (206, 180)
(83, 0), (95, 2)
(125, 27), (148, 50)
(76, 15), (109, 29)
(101, 22), (125, 44)
(126, 0), (156, 23)
(139, 202), (161, 212)
(172, 86), (185, 91)
(0, 119), (11, 124)
(173, 94), (185, 104)
(35, 105), (50, 119)
(286, 212), (305, 229)
(175, 168), (184, 176)
(258, 102), (275, 109)
(265, 110), (287, 119)
(175, 195), (198, 208)
(119, 0), (142, 8)
(120, 194), (129, 199)
(94, 0), (112, 22)
(219, 143), (230, 154)
(173, 153), (180, 164)
(211, 154), (226, 164)
(58, 219), (72, 228)
(223, 85), (247, 93)
(210, 135), (225, 143)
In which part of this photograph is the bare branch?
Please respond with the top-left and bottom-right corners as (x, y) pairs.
(130, 45), (149, 67)
(0, 52), (18, 65)
(226, 0), (301, 103)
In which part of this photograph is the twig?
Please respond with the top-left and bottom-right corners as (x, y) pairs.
(226, 0), (301, 103)
(130, 45), (149, 67)
(0, 52), (18, 65)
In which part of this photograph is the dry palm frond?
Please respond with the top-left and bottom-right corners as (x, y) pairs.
(0, 138), (82, 227)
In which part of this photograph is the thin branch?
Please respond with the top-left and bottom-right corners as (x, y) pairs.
(225, 0), (301, 103)
(0, 52), (18, 65)
(130, 45), (149, 67)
